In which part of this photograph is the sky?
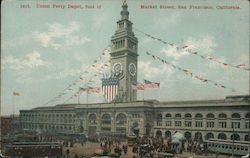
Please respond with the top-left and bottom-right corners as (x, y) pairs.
(1, 0), (249, 115)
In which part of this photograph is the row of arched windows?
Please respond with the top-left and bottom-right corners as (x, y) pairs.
(157, 112), (248, 119)
(156, 130), (249, 141)
(89, 113), (127, 125)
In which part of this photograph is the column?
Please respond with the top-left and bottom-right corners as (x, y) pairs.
(111, 112), (116, 133)
(84, 112), (88, 133)
(96, 114), (101, 132)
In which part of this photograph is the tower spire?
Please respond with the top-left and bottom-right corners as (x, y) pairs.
(121, 0), (129, 20)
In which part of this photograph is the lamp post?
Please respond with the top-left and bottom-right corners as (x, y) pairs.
(232, 126), (234, 158)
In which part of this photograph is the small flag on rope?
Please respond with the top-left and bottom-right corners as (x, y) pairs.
(236, 64), (245, 68)
(144, 80), (160, 89)
(13, 92), (20, 96)
(223, 63), (229, 68)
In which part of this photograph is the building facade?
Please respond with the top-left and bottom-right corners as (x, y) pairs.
(19, 2), (250, 143)
(20, 95), (250, 142)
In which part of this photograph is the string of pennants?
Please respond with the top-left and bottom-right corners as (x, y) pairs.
(145, 51), (237, 92)
(134, 27), (250, 71)
(43, 45), (111, 105)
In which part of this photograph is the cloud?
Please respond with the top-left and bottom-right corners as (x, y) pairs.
(161, 45), (189, 60)
(161, 36), (217, 60)
(2, 51), (48, 70)
(138, 60), (174, 83)
(34, 22), (90, 49)
(183, 36), (217, 54)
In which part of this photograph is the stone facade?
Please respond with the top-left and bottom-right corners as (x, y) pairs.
(20, 95), (250, 142)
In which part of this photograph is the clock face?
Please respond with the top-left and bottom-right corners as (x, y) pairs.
(113, 62), (122, 74)
(129, 63), (136, 76)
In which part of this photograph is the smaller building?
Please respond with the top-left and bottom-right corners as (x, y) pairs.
(1, 115), (20, 136)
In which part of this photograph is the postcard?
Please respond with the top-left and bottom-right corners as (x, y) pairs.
(1, 0), (249, 157)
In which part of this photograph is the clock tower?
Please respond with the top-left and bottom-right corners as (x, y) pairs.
(110, 1), (138, 102)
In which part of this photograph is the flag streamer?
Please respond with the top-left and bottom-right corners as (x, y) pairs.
(134, 27), (249, 72)
(44, 44), (111, 105)
(146, 51), (237, 92)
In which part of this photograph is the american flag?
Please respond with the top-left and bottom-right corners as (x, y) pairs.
(131, 82), (145, 90)
(79, 87), (100, 94)
(144, 80), (160, 89)
(102, 77), (119, 102)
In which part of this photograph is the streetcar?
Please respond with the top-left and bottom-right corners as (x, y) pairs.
(4, 142), (63, 158)
(204, 139), (249, 156)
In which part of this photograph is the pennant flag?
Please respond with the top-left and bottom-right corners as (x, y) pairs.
(102, 77), (119, 102)
(131, 82), (145, 90)
(236, 64), (245, 68)
(223, 63), (229, 68)
(144, 80), (160, 89)
(13, 92), (20, 96)
(88, 87), (100, 93)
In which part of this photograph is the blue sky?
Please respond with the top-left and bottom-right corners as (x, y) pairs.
(1, 0), (249, 115)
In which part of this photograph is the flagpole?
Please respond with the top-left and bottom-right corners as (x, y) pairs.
(78, 91), (82, 104)
(12, 93), (15, 116)
(142, 89), (144, 101)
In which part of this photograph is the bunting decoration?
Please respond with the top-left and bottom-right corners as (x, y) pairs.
(134, 27), (249, 72)
(43, 44), (111, 105)
(145, 51), (237, 92)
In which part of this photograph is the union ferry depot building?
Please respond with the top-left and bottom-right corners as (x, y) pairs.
(19, 2), (250, 142)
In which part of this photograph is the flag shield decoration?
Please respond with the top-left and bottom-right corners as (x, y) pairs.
(102, 77), (119, 102)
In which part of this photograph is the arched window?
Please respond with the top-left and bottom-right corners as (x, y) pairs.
(218, 113), (227, 128)
(101, 113), (111, 125)
(218, 133), (227, 139)
(207, 113), (215, 128)
(175, 113), (182, 127)
(194, 132), (203, 142)
(184, 131), (192, 141)
(231, 133), (240, 141)
(195, 113), (203, 128)
(245, 135), (249, 141)
(116, 113), (127, 126)
(245, 113), (250, 129)
(185, 113), (192, 127)
(205, 133), (214, 140)
(156, 130), (162, 138)
(89, 113), (97, 124)
(165, 131), (171, 139)
(231, 113), (241, 129)
(156, 113), (163, 126)
(165, 113), (172, 127)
